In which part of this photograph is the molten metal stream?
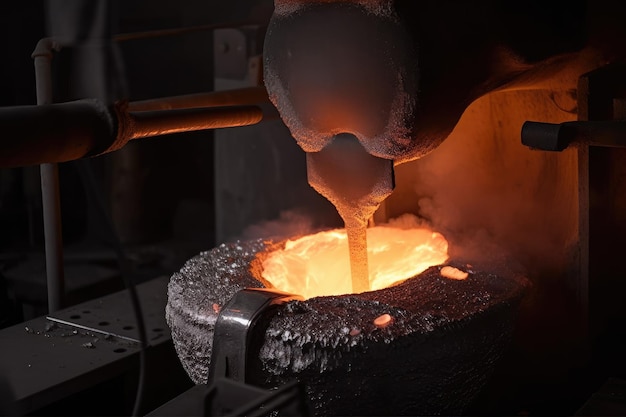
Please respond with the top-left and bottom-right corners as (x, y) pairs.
(305, 135), (395, 294)
(346, 224), (369, 293)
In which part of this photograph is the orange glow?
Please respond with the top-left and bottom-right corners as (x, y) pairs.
(373, 313), (393, 328)
(261, 226), (449, 299)
(440, 266), (469, 280)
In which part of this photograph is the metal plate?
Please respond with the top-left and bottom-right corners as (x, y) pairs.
(47, 276), (169, 344)
(0, 276), (171, 414)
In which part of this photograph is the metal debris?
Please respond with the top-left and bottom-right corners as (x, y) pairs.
(440, 265), (469, 280)
(373, 313), (393, 328)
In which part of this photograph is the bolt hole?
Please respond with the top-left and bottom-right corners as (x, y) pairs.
(70, 315), (81, 319)
(122, 325), (134, 330)
(152, 328), (163, 332)
(113, 348), (126, 353)
(98, 321), (110, 326)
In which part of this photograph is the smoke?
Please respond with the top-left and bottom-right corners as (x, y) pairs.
(389, 89), (580, 281)
(383, 212), (429, 229)
(241, 209), (316, 241)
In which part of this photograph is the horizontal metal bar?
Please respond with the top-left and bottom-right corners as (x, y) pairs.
(126, 105), (263, 140)
(113, 20), (261, 42)
(127, 87), (269, 112)
(522, 120), (626, 151)
(0, 99), (264, 168)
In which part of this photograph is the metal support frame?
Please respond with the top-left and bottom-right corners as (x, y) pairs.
(521, 62), (626, 381)
(208, 288), (302, 385)
(23, 32), (269, 312)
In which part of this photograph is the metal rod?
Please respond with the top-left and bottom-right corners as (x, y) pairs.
(0, 100), (117, 168)
(127, 86), (269, 112)
(113, 20), (261, 42)
(0, 101), (263, 168)
(32, 38), (64, 313)
(126, 105), (263, 140)
(40, 164), (65, 313)
(522, 120), (626, 151)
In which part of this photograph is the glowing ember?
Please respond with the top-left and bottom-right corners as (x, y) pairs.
(440, 266), (469, 281)
(374, 313), (393, 328)
(261, 225), (449, 299)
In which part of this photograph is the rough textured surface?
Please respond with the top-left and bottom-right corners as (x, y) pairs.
(166, 241), (266, 384)
(263, 2), (425, 162)
(166, 239), (528, 416)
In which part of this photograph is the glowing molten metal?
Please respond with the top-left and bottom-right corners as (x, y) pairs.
(261, 226), (449, 299)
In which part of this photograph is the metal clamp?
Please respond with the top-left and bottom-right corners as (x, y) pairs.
(207, 288), (303, 385)
(522, 120), (626, 151)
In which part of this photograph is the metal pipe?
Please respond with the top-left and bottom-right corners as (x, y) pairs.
(113, 20), (261, 42)
(124, 105), (263, 139)
(0, 100), (117, 167)
(40, 165), (64, 313)
(127, 86), (269, 112)
(522, 120), (626, 151)
(32, 38), (64, 313)
(0, 101), (263, 168)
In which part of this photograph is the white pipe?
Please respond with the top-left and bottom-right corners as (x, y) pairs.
(32, 38), (65, 313)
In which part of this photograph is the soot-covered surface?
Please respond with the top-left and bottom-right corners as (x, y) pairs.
(166, 239), (528, 416)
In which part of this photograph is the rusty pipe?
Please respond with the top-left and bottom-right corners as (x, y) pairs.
(0, 100), (263, 168)
(123, 105), (263, 139)
(127, 86), (269, 112)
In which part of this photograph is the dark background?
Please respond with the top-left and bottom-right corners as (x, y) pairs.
(0, 0), (280, 323)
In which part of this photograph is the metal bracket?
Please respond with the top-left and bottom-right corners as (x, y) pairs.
(520, 62), (626, 379)
(522, 62), (626, 151)
(207, 288), (302, 385)
(214, 26), (264, 83)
